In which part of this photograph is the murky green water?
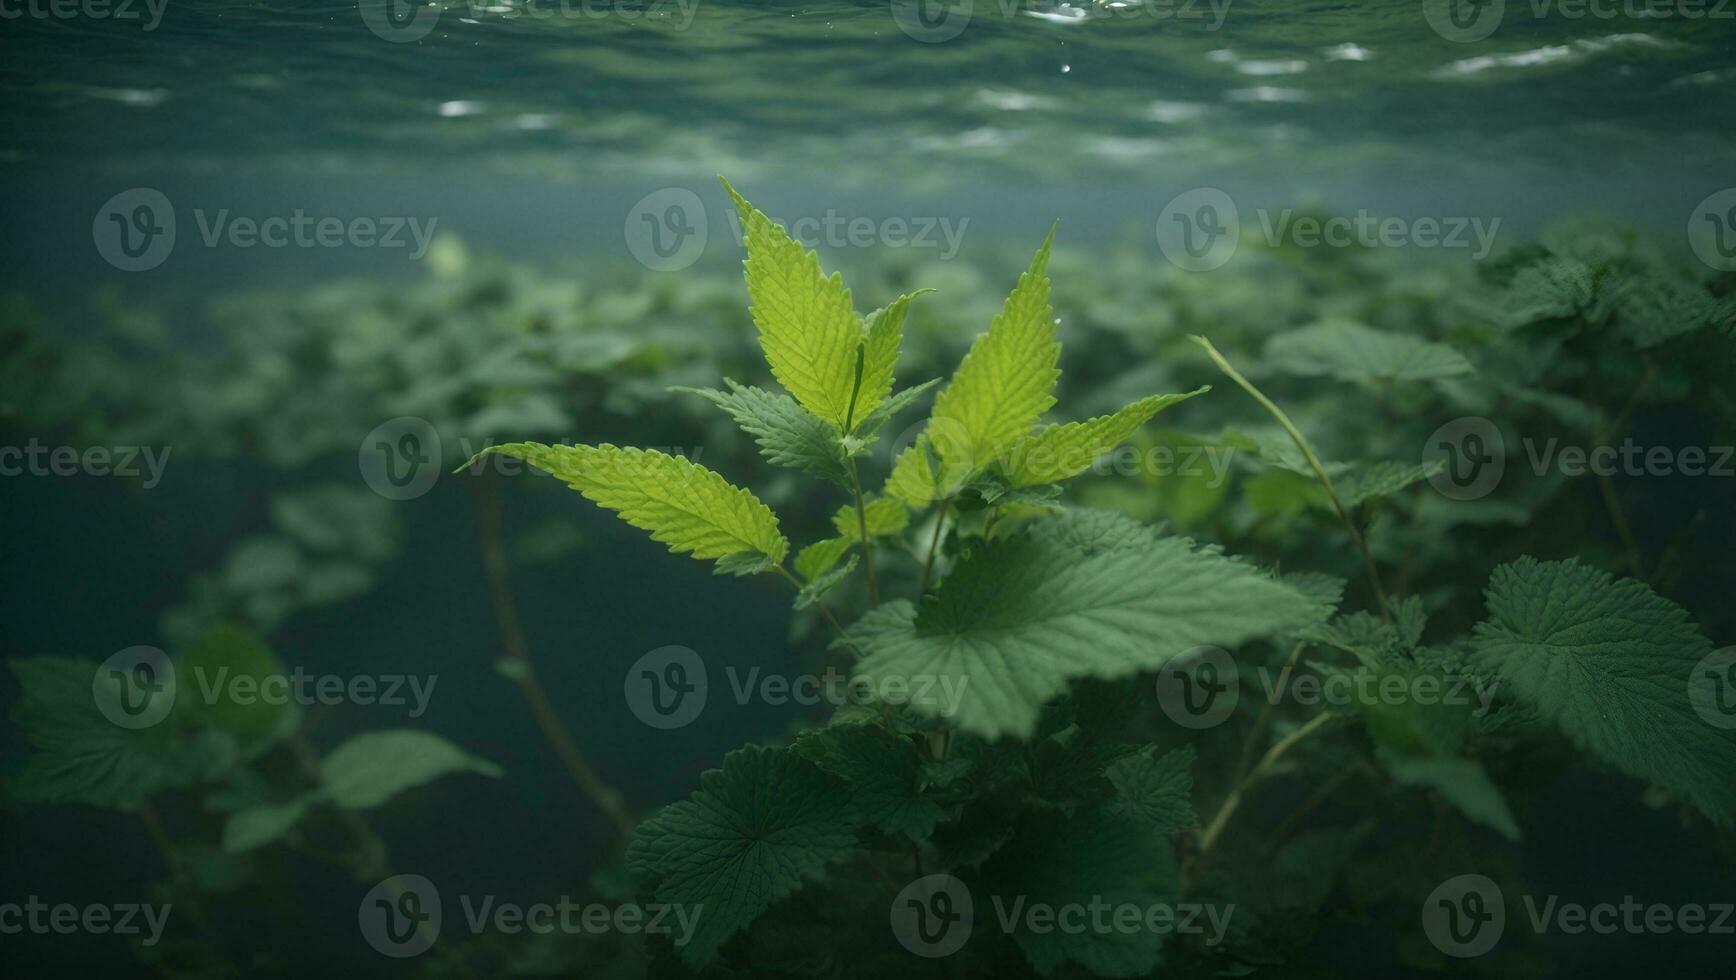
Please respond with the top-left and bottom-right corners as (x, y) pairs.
(2, 2), (1734, 978)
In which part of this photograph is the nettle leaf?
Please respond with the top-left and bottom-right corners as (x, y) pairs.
(1332, 460), (1444, 508)
(984, 805), (1179, 977)
(795, 723), (944, 840)
(847, 510), (1331, 739)
(725, 181), (862, 431)
(1105, 744), (1197, 834)
(676, 381), (850, 487)
(855, 291), (929, 426)
(1381, 752), (1520, 840)
(465, 443), (789, 568)
(1604, 274), (1719, 348)
(850, 377), (940, 444)
(1002, 387), (1209, 487)
(795, 556), (857, 610)
(884, 435), (942, 508)
(1263, 319), (1473, 384)
(927, 228), (1062, 488)
(831, 497), (909, 542)
(1471, 557), (1736, 824)
(795, 537), (853, 581)
(222, 797), (315, 853)
(8, 656), (235, 807)
(320, 730), (502, 810)
(627, 745), (859, 967)
(1503, 256), (1596, 325)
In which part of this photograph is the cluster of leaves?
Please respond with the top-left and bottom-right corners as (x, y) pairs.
(6, 189), (1734, 977)
(463, 183), (1735, 977)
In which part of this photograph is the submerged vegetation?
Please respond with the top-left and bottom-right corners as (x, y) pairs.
(4, 183), (1735, 977)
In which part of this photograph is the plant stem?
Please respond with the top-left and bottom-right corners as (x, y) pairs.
(1192, 336), (1392, 620)
(471, 476), (635, 847)
(772, 565), (853, 647)
(1233, 642), (1305, 785)
(847, 456), (881, 607)
(918, 497), (952, 595)
(1196, 712), (1335, 858)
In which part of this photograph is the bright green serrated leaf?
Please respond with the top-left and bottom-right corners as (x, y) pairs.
(796, 556), (857, 610)
(795, 537), (853, 581)
(832, 497), (909, 542)
(884, 436), (942, 508)
(464, 443), (789, 567)
(927, 228), (1061, 488)
(724, 181), (863, 431)
(1003, 387), (1209, 486)
(854, 291), (929, 427)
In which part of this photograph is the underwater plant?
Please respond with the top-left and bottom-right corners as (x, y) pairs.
(458, 182), (1736, 977)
